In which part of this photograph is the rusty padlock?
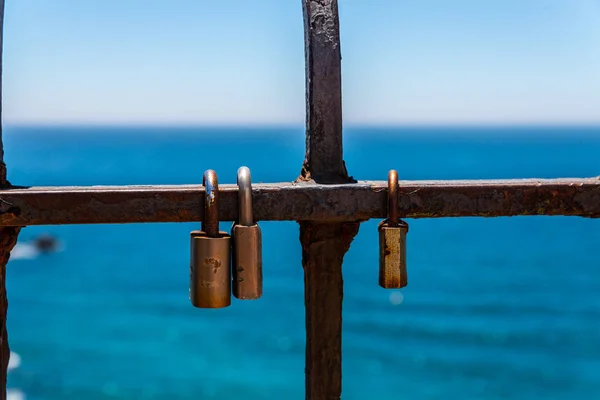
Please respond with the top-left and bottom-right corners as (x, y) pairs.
(190, 169), (232, 308)
(231, 166), (263, 300)
(378, 169), (409, 289)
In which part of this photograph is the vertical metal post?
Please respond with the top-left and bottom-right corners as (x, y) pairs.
(299, 1), (360, 399)
(0, 2), (20, 398)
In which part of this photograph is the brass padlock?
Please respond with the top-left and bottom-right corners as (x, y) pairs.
(378, 169), (409, 289)
(190, 169), (232, 308)
(231, 166), (263, 300)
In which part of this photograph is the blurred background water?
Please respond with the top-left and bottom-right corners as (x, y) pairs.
(3, 125), (600, 400)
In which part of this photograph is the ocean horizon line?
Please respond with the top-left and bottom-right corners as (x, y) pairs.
(5, 122), (600, 132)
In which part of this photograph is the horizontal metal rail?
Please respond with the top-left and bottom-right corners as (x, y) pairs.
(0, 177), (598, 226)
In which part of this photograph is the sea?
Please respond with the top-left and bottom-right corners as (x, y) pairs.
(3, 125), (600, 400)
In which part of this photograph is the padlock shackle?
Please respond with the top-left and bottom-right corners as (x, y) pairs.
(387, 169), (399, 226)
(237, 166), (254, 226)
(202, 169), (220, 237)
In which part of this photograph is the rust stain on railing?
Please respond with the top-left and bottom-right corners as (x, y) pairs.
(0, 179), (598, 226)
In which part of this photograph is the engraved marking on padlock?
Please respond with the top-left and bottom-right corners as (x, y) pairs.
(190, 169), (232, 308)
(379, 169), (409, 289)
(231, 166), (263, 300)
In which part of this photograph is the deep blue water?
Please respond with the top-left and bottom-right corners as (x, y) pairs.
(3, 126), (600, 400)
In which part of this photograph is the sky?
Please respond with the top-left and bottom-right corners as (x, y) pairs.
(2, 0), (600, 126)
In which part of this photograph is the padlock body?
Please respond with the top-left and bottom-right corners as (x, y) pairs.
(378, 220), (408, 289)
(231, 224), (263, 300)
(190, 230), (232, 308)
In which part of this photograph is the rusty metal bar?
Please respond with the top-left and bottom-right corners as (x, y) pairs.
(0, 1), (21, 398)
(299, 1), (359, 399)
(300, 0), (348, 184)
(0, 178), (598, 226)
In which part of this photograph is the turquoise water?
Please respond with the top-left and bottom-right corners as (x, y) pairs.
(4, 126), (600, 400)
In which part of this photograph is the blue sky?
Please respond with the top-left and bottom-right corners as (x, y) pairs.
(3, 0), (600, 126)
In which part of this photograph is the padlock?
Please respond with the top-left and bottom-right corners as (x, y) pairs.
(190, 169), (232, 308)
(231, 166), (263, 300)
(378, 169), (409, 289)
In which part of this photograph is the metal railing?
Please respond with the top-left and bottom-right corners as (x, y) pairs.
(0, 1), (597, 399)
